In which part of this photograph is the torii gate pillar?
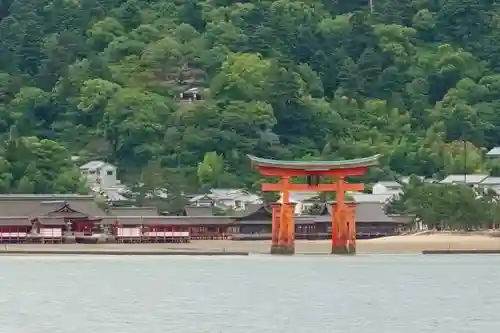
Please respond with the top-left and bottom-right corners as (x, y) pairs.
(248, 154), (379, 255)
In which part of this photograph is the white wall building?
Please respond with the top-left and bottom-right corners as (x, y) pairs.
(189, 189), (262, 211)
(372, 176), (425, 195)
(486, 147), (500, 159)
(372, 181), (403, 195)
(439, 174), (488, 186)
(79, 161), (119, 190)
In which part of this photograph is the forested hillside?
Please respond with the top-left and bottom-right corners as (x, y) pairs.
(1, 0), (500, 193)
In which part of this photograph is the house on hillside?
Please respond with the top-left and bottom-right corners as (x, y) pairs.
(350, 193), (396, 204)
(486, 147), (500, 159)
(79, 161), (129, 203)
(372, 176), (425, 195)
(189, 189), (262, 211)
(372, 181), (403, 195)
(80, 161), (119, 189)
(439, 174), (488, 186)
(180, 87), (203, 102)
(479, 176), (500, 192)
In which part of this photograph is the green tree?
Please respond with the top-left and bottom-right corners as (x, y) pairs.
(197, 151), (224, 189)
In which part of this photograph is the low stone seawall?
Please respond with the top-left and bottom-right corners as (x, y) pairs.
(0, 249), (249, 256)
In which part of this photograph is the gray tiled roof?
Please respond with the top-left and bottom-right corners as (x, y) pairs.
(314, 202), (403, 224)
(0, 195), (105, 217)
(376, 181), (402, 188)
(36, 217), (66, 226)
(232, 204), (270, 218)
(351, 193), (395, 203)
(232, 202), (405, 225)
(479, 177), (500, 185)
(183, 206), (214, 216)
(0, 217), (32, 226)
(486, 147), (500, 156)
(440, 174), (488, 184)
(80, 160), (116, 170)
(109, 207), (159, 216)
(355, 203), (397, 223)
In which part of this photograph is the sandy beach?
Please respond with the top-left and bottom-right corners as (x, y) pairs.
(1, 233), (500, 254)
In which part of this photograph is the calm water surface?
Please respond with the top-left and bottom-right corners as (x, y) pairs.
(0, 254), (499, 333)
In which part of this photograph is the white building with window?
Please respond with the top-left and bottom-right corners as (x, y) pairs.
(79, 161), (119, 190)
(189, 188), (262, 211)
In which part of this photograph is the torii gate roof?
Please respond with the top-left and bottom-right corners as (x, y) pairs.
(247, 154), (380, 171)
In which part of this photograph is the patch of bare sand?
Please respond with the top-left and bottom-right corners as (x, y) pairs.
(357, 234), (500, 253)
(2, 234), (500, 254)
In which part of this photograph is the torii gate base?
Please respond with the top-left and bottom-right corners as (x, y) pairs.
(248, 154), (379, 255)
(330, 202), (357, 255)
(269, 203), (295, 255)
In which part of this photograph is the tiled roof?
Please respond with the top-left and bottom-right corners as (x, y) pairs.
(100, 189), (129, 202)
(80, 161), (115, 170)
(350, 193), (395, 203)
(183, 206), (214, 216)
(355, 203), (398, 223)
(479, 177), (500, 185)
(486, 147), (500, 156)
(36, 217), (66, 226)
(189, 189), (262, 203)
(375, 181), (402, 188)
(0, 195), (105, 217)
(248, 154), (380, 170)
(233, 202), (406, 225)
(0, 217), (32, 226)
(109, 207), (159, 216)
(233, 204), (270, 217)
(440, 174), (488, 184)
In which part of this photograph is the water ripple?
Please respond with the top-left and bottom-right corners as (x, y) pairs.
(0, 255), (499, 333)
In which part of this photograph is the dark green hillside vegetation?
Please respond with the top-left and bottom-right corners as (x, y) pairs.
(1, 0), (500, 192)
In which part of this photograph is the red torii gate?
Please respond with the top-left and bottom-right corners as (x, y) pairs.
(248, 155), (379, 255)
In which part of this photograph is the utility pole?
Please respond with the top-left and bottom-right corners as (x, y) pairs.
(8, 125), (14, 141)
(463, 134), (467, 185)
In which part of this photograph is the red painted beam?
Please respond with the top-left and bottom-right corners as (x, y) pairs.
(261, 183), (364, 192)
(255, 166), (368, 177)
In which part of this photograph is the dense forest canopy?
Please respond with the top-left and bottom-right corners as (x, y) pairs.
(1, 0), (500, 193)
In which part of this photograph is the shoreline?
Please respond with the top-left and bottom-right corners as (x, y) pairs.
(0, 249), (249, 256)
(1, 234), (500, 255)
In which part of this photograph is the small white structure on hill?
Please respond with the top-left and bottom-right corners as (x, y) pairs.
(372, 176), (425, 195)
(372, 181), (403, 195)
(80, 161), (118, 190)
(439, 174), (488, 186)
(486, 147), (500, 159)
(189, 188), (262, 211)
(79, 160), (128, 203)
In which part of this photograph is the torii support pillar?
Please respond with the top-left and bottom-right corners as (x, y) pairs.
(248, 154), (379, 255)
(331, 199), (357, 254)
(270, 202), (296, 255)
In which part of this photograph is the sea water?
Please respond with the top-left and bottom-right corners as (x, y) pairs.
(0, 254), (499, 333)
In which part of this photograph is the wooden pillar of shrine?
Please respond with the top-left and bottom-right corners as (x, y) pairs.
(270, 203), (281, 250)
(331, 178), (357, 254)
(270, 176), (295, 255)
